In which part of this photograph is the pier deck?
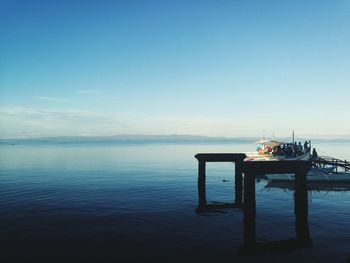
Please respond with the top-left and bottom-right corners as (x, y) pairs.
(194, 153), (312, 208)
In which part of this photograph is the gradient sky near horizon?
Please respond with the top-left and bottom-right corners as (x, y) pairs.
(1, 0), (350, 138)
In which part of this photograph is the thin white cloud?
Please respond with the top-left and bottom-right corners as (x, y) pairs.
(76, 89), (103, 94)
(1, 106), (349, 139)
(35, 96), (70, 102)
(0, 106), (97, 118)
(0, 105), (127, 138)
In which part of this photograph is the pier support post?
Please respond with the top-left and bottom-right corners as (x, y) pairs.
(198, 161), (206, 208)
(243, 173), (256, 247)
(235, 162), (243, 207)
(295, 171), (310, 244)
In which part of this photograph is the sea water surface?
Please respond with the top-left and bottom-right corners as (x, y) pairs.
(0, 140), (350, 262)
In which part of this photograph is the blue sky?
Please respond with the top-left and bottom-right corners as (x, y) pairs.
(1, 0), (349, 138)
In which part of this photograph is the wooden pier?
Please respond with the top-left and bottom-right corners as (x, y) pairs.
(195, 153), (246, 208)
(195, 153), (312, 253)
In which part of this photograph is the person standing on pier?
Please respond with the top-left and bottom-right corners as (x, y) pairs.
(304, 141), (309, 153)
(312, 148), (318, 160)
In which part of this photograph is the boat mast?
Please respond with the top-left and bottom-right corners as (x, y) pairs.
(262, 129), (266, 147)
(263, 129), (265, 141)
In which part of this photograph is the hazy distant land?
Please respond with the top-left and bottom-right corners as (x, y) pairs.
(1, 134), (350, 145)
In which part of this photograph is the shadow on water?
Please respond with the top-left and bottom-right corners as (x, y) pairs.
(195, 202), (242, 213)
(195, 154), (313, 257)
(239, 171), (311, 256)
(196, 174), (312, 257)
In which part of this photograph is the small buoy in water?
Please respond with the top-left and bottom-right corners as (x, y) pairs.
(222, 179), (229, 183)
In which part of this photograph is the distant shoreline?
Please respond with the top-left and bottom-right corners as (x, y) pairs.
(1, 135), (350, 145)
(0, 135), (254, 145)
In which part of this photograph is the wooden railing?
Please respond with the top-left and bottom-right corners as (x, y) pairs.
(313, 156), (350, 172)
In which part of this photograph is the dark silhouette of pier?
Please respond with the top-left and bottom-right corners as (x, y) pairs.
(195, 153), (246, 210)
(195, 153), (312, 255)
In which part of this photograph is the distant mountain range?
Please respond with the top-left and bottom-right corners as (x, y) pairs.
(0, 134), (256, 144)
(0, 134), (349, 144)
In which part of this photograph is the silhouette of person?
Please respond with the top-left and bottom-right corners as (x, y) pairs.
(312, 148), (318, 160)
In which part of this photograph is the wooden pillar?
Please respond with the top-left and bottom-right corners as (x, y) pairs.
(198, 161), (206, 208)
(295, 171), (310, 244)
(243, 173), (256, 247)
(235, 162), (243, 206)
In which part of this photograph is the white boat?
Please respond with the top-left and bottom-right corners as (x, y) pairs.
(266, 167), (350, 182)
(245, 139), (311, 161)
(245, 136), (350, 182)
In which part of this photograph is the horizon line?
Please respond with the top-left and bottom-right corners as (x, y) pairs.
(1, 134), (350, 141)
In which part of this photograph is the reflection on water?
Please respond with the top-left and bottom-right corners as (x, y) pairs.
(266, 181), (350, 192)
(0, 141), (350, 262)
(197, 168), (311, 256)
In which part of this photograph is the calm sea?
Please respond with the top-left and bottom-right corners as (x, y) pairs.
(0, 140), (350, 262)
